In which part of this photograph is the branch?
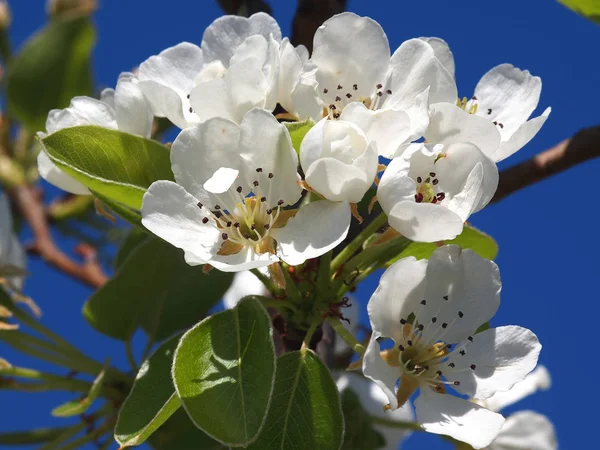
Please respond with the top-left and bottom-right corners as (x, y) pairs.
(492, 125), (600, 203)
(8, 185), (107, 289)
(291, 0), (347, 51)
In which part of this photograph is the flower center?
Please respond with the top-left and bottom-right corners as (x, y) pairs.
(414, 172), (446, 204)
(458, 96), (505, 129)
(321, 82), (392, 119)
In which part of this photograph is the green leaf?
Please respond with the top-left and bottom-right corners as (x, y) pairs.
(51, 366), (106, 417)
(91, 190), (143, 229)
(172, 297), (275, 447)
(559, 0), (600, 24)
(148, 408), (226, 450)
(285, 118), (315, 154)
(248, 349), (345, 450)
(115, 228), (150, 269)
(0, 428), (72, 446)
(386, 224), (498, 266)
(84, 237), (232, 342)
(6, 17), (94, 131)
(41, 126), (174, 210)
(115, 334), (182, 447)
(341, 388), (385, 450)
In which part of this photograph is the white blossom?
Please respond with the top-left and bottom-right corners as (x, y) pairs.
(0, 194), (26, 290)
(37, 72), (153, 195)
(142, 108), (350, 272)
(337, 373), (414, 450)
(377, 143), (498, 242)
(222, 270), (268, 310)
(363, 245), (541, 448)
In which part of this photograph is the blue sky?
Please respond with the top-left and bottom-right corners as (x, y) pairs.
(2, 1), (597, 449)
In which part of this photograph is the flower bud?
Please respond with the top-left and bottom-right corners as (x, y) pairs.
(0, 1), (11, 30)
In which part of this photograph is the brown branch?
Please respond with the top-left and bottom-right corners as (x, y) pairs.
(291, 0), (347, 51)
(8, 185), (107, 289)
(492, 125), (600, 203)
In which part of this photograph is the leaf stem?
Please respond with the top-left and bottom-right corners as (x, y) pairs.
(316, 251), (332, 300)
(326, 316), (365, 355)
(301, 319), (321, 351)
(330, 214), (387, 274)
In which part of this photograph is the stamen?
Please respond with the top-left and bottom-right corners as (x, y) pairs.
(353, 84), (358, 90)
(197, 202), (203, 209)
(323, 88), (328, 94)
(470, 364), (476, 370)
(337, 84), (343, 90)
(222, 233), (228, 240)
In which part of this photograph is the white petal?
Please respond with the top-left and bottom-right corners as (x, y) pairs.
(419, 246), (501, 344)
(223, 271), (267, 309)
(377, 155), (416, 216)
(415, 388), (505, 449)
(387, 201), (465, 242)
(445, 162), (484, 223)
(367, 256), (427, 341)
(340, 102), (412, 158)
(278, 38), (304, 114)
(37, 151), (90, 195)
(426, 103), (502, 159)
(474, 64), (542, 138)
(420, 37), (455, 78)
(238, 108), (302, 206)
(208, 245), (279, 272)
(385, 39), (457, 109)
(362, 335), (401, 410)
(480, 366), (551, 412)
(305, 158), (370, 203)
(300, 117), (327, 171)
(203, 167), (240, 194)
(494, 107), (551, 162)
(490, 411), (557, 450)
(45, 97), (117, 133)
(114, 72), (153, 138)
(291, 66), (322, 121)
(272, 200), (350, 265)
(100, 88), (115, 108)
(141, 181), (220, 265)
(202, 12), (282, 66)
(312, 12), (390, 103)
(171, 117), (242, 202)
(447, 326), (541, 400)
(137, 80), (193, 129)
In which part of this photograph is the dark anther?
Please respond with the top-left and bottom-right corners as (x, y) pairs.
(277, 200), (284, 206)
(264, 224), (270, 230)
(266, 208), (273, 215)
(400, 319), (407, 324)
(253, 181), (259, 187)
(468, 336), (473, 342)
(430, 172), (436, 177)
(386, 89), (392, 95)
(221, 233), (228, 240)
(442, 322), (448, 328)
(432, 197), (438, 204)
(187, 94), (190, 99)
(487, 108), (492, 115)
(459, 350), (466, 356)
(256, 167), (263, 172)
(214, 211), (222, 219)
(470, 364), (477, 370)
(432, 179), (439, 185)
(443, 295), (449, 301)
(189, 107), (193, 113)
(417, 176), (422, 183)
(261, 196), (266, 202)
(244, 234), (251, 239)
(337, 84), (343, 90)
(448, 362), (456, 368)
(323, 88), (329, 93)
(202, 217), (209, 224)
(423, 365), (429, 370)
(447, 344), (452, 349)
(454, 381), (460, 386)
(498, 123), (504, 129)
(251, 224), (256, 230)
(436, 370), (443, 376)
(377, 91), (383, 97)
(214, 205), (221, 210)
(333, 113), (340, 119)
(493, 121), (498, 125)
(329, 104), (336, 110)
(421, 299), (427, 305)
(346, 93), (352, 98)
(226, 221), (232, 227)
(268, 173), (274, 178)
(407, 340), (413, 346)
(472, 95), (478, 100)
(458, 311), (464, 318)
(432, 317), (437, 323)
(376, 83), (383, 89)
(335, 96), (342, 102)
(418, 324), (424, 331)
(398, 344), (405, 351)
(197, 202), (203, 208)
(234, 222), (240, 228)
(437, 193), (446, 201)
(415, 193), (424, 203)
(236, 186), (243, 193)
(353, 84), (358, 90)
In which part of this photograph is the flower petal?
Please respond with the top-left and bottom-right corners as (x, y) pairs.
(377, 155), (416, 215)
(447, 326), (541, 400)
(305, 158), (370, 203)
(426, 103), (501, 159)
(46, 97), (117, 134)
(137, 80), (193, 129)
(367, 256), (427, 341)
(362, 335), (401, 410)
(490, 411), (557, 450)
(113, 73), (153, 138)
(272, 200), (350, 265)
(494, 107), (551, 162)
(208, 245), (279, 272)
(474, 64), (542, 139)
(419, 246), (501, 345)
(415, 388), (505, 449)
(340, 102), (412, 158)
(37, 151), (90, 195)
(238, 108), (302, 206)
(312, 12), (390, 103)
(420, 37), (455, 78)
(387, 201), (465, 242)
(141, 181), (220, 265)
(201, 12), (282, 66)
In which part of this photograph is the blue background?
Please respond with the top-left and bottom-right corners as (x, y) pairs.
(2, 1), (595, 449)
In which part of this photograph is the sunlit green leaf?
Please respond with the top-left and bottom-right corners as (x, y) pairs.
(559, 0), (600, 24)
(285, 118), (315, 154)
(51, 366), (106, 417)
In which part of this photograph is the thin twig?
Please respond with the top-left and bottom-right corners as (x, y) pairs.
(8, 185), (107, 289)
(493, 125), (600, 203)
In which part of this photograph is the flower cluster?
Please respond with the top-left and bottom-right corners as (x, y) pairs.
(36, 11), (550, 449)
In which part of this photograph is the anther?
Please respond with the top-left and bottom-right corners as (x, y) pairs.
(442, 322), (448, 328)
(407, 340), (413, 346)
(260, 196), (266, 202)
(335, 96), (341, 102)
(468, 336), (473, 342)
(437, 193), (446, 201)
(264, 224), (270, 230)
(453, 381), (460, 386)
(432, 179), (439, 185)
(432, 197), (438, 204)
(197, 202), (203, 209)
(266, 208), (273, 215)
(253, 181), (259, 187)
(251, 224), (256, 230)
(214, 205), (221, 210)
(460, 350), (466, 356)
(436, 370), (442, 376)
(376, 83), (383, 89)
(189, 107), (193, 113)
(268, 173), (274, 178)
(187, 94), (190, 99)
(498, 123), (504, 129)
(256, 167), (263, 172)
(458, 311), (464, 318)
(472, 96), (478, 100)
(432, 317), (437, 323)
(346, 93), (352, 98)
(337, 84), (343, 90)
(386, 89), (392, 95)
(236, 186), (243, 193)
(421, 300), (427, 305)
(400, 319), (407, 324)
(323, 88), (329, 93)
(277, 200), (284, 206)
(333, 113), (340, 119)
(470, 364), (477, 370)
(221, 233), (228, 240)
(353, 84), (358, 90)
(446, 344), (452, 349)
(418, 324), (424, 331)
(493, 121), (498, 125)
(417, 176), (422, 183)
(234, 222), (240, 228)
(415, 193), (424, 203)
(214, 211), (222, 219)
(398, 344), (405, 351)
(430, 172), (436, 177)
(226, 221), (232, 227)
(448, 363), (456, 368)
(487, 108), (492, 115)
(329, 104), (336, 110)
(202, 217), (209, 224)
(377, 91), (383, 97)
(443, 295), (449, 301)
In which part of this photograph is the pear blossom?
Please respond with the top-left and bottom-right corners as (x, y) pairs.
(142, 108), (350, 272)
(337, 373), (414, 450)
(0, 194), (26, 290)
(423, 44), (550, 162)
(377, 143), (498, 242)
(363, 245), (541, 448)
(137, 13), (283, 128)
(476, 366), (557, 450)
(37, 72), (153, 195)
(294, 12), (458, 158)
